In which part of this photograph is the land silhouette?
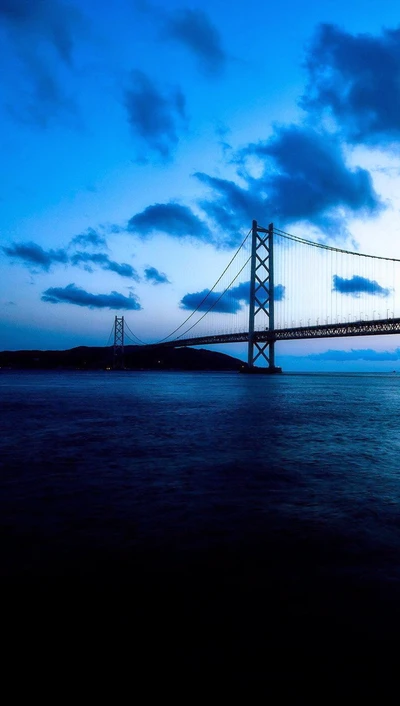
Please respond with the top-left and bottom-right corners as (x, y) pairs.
(0, 345), (246, 371)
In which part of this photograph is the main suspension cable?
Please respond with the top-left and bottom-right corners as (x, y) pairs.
(154, 229), (251, 343)
(273, 226), (400, 263)
(174, 256), (251, 340)
(105, 321), (115, 347)
(124, 320), (146, 345)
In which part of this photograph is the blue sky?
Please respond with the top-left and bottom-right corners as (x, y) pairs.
(2, 0), (400, 370)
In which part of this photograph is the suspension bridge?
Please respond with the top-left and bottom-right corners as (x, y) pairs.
(108, 221), (400, 372)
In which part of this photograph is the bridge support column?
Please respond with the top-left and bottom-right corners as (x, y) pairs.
(113, 315), (125, 369)
(246, 221), (281, 373)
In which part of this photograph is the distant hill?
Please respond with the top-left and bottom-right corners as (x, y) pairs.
(0, 345), (248, 372)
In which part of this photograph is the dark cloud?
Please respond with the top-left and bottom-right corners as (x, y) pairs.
(228, 281), (286, 304)
(71, 252), (140, 280)
(230, 281), (250, 303)
(301, 23), (400, 144)
(162, 8), (227, 76)
(3, 237), (140, 282)
(41, 283), (142, 310)
(308, 348), (400, 362)
(273, 284), (286, 302)
(5, 56), (76, 128)
(144, 266), (170, 285)
(180, 281), (285, 313)
(128, 203), (212, 242)
(124, 71), (186, 158)
(0, 0), (82, 127)
(70, 228), (108, 249)
(3, 239), (137, 280)
(197, 124), (382, 241)
(196, 172), (263, 245)
(332, 275), (390, 297)
(3, 241), (68, 271)
(244, 125), (381, 228)
(180, 288), (242, 314)
(0, 0), (78, 63)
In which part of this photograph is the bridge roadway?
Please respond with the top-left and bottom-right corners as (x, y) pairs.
(150, 318), (400, 349)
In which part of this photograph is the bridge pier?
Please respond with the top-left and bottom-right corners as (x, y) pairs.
(242, 340), (281, 374)
(247, 221), (282, 373)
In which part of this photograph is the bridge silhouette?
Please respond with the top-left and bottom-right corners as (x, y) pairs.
(112, 221), (400, 372)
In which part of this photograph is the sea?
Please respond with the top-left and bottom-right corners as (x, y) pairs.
(2, 369), (400, 687)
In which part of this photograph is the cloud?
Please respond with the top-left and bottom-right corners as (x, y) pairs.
(301, 23), (400, 144)
(196, 172), (263, 245)
(71, 252), (140, 280)
(70, 228), (108, 249)
(128, 202), (212, 242)
(308, 348), (400, 362)
(180, 288), (242, 314)
(161, 8), (227, 76)
(3, 241), (68, 271)
(125, 72), (383, 247)
(0, 0), (78, 63)
(41, 283), (142, 310)
(5, 57), (76, 128)
(273, 284), (286, 302)
(332, 275), (390, 297)
(230, 281), (250, 303)
(144, 266), (170, 285)
(0, 0), (83, 126)
(124, 70), (186, 158)
(3, 239), (138, 280)
(180, 281), (285, 313)
(250, 125), (381, 227)
(228, 281), (285, 304)
(196, 124), (382, 242)
(128, 122), (381, 248)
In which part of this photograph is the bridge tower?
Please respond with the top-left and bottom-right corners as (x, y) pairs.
(113, 315), (125, 369)
(247, 220), (280, 372)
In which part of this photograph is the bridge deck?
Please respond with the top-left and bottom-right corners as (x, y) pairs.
(149, 318), (400, 349)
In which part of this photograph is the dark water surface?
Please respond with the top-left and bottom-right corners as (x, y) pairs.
(2, 370), (400, 684)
